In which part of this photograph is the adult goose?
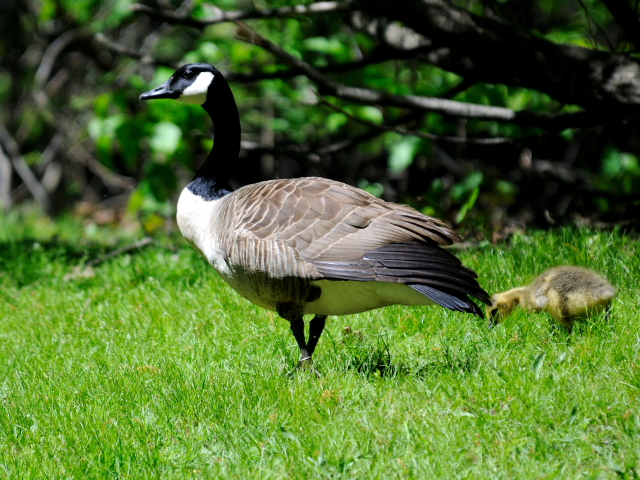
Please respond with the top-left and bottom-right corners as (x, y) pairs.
(140, 63), (490, 366)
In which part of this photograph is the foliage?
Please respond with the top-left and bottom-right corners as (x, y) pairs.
(0, 0), (639, 227)
(0, 212), (639, 477)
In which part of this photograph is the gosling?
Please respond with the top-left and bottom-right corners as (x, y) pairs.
(487, 266), (616, 328)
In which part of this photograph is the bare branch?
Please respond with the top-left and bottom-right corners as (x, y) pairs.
(131, 1), (351, 27)
(318, 96), (510, 144)
(0, 126), (51, 212)
(234, 21), (617, 129)
(39, 132), (65, 194)
(242, 111), (433, 159)
(93, 33), (178, 69)
(35, 30), (87, 90)
(94, 29), (435, 86)
(332, 84), (518, 120)
(68, 145), (136, 191)
(0, 145), (12, 211)
(317, 111), (424, 155)
(241, 141), (322, 164)
(225, 45), (434, 83)
(38, 132), (65, 172)
(34, 29), (89, 123)
(355, 0), (640, 110)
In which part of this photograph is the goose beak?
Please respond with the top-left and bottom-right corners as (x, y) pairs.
(140, 80), (177, 100)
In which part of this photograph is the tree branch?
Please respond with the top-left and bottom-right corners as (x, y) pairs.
(93, 33), (178, 69)
(240, 141), (321, 164)
(96, 27), (437, 86)
(234, 21), (625, 129)
(0, 145), (12, 211)
(130, 1), (351, 27)
(225, 45), (435, 83)
(318, 96), (510, 144)
(354, 0), (640, 111)
(241, 111), (430, 159)
(0, 126), (51, 212)
(68, 144), (136, 191)
(317, 111), (424, 155)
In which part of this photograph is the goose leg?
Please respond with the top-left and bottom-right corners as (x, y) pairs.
(277, 302), (312, 366)
(306, 315), (327, 356)
(289, 317), (311, 364)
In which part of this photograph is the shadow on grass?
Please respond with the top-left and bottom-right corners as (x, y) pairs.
(542, 310), (617, 342)
(0, 239), (104, 286)
(0, 237), (160, 288)
(340, 335), (481, 379)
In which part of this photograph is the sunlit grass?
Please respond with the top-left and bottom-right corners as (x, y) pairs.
(0, 211), (638, 478)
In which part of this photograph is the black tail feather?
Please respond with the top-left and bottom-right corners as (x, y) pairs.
(312, 240), (490, 316)
(408, 283), (484, 318)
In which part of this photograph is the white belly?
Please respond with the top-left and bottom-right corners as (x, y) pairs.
(304, 280), (435, 316)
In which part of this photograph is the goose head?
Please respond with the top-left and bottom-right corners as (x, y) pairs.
(140, 63), (220, 106)
(139, 63), (240, 200)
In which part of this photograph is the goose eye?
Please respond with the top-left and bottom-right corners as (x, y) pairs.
(184, 70), (194, 79)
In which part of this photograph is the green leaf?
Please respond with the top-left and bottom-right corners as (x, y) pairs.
(568, 404), (578, 424)
(146, 163), (177, 202)
(149, 122), (182, 157)
(88, 114), (125, 141)
(357, 179), (384, 198)
(603, 149), (640, 177)
(303, 37), (346, 56)
(452, 171), (483, 201)
(455, 186), (480, 224)
(357, 106), (383, 124)
(388, 136), (421, 174)
(495, 180), (518, 196)
(532, 352), (546, 378)
(326, 112), (348, 132)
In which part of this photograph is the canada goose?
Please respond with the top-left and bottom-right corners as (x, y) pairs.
(140, 63), (490, 366)
(487, 266), (616, 328)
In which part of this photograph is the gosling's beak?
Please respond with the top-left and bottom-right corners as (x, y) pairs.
(140, 80), (177, 100)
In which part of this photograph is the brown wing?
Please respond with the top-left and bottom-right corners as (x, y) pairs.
(219, 177), (489, 312)
(226, 176), (458, 249)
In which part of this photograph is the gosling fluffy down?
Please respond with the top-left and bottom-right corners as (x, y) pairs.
(487, 266), (616, 328)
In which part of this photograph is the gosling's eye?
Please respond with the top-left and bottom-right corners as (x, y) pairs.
(489, 308), (498, 317)
(184, 70), (194, 79)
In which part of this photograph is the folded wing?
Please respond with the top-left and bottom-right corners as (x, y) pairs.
(220, 177), (489, 315)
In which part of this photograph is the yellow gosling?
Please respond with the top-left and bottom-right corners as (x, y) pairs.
(487, 266), (616, 328)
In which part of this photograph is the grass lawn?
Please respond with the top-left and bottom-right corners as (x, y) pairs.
(0, 209), (639, 478)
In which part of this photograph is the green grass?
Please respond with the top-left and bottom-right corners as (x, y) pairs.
(1, 209), (639, 478)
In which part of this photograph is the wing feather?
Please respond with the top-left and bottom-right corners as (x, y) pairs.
(216, 177), (488, 314)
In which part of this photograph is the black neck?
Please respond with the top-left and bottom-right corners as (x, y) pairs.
(187, 73), (240, 200)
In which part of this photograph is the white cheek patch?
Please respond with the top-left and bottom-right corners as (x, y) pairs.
(179, 72), (214, 105)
